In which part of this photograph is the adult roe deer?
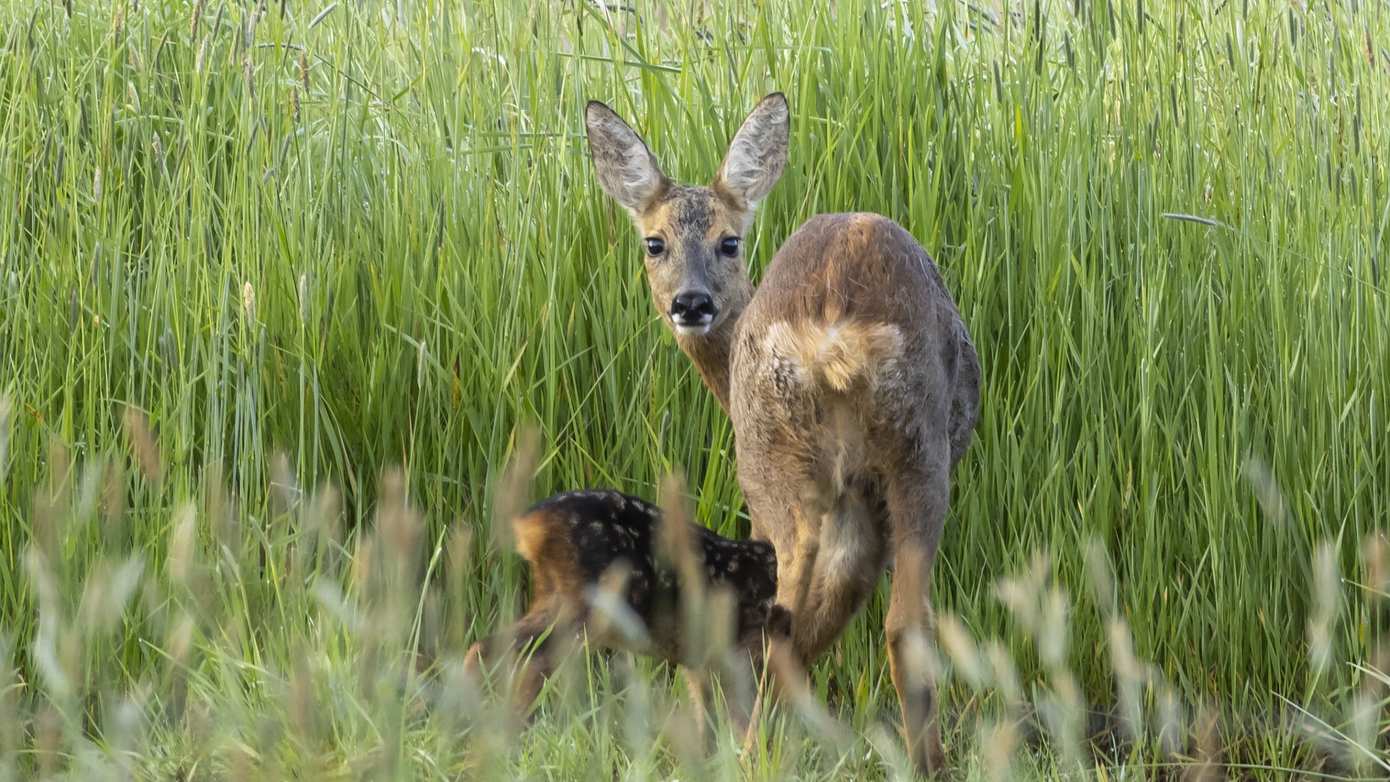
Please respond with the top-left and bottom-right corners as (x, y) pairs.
(585, 93), (980, 773)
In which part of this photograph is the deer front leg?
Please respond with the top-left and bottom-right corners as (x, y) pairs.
(884, 460), (950, 776)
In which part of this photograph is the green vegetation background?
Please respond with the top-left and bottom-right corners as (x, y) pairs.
(1, 0), (1386, 778)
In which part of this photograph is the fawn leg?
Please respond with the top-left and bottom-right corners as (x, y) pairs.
(734, 609), (793, 755)
(684, 639), (769, 749)
(466, 604), (573, 720)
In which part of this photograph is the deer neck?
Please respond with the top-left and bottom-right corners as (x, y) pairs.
(674, 277), (752, 415)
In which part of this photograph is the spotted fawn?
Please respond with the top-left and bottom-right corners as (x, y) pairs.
(465, 489), (789, 720)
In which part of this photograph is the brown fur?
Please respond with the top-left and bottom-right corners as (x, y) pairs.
(587, 97), (981, 776)
(739, 213), (980, 774)
(512, 509), (581, 600)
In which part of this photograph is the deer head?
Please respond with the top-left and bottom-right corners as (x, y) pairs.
(585, 94), (789, 340)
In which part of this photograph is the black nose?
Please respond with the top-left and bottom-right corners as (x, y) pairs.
(670, 291), (717, 322)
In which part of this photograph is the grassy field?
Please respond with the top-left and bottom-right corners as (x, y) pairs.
(2, 0), (1388, 778)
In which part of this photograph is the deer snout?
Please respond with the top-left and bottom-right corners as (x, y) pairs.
(670, 291), (718, 335)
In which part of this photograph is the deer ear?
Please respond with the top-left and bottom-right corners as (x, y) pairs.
(585, 101), (670, 214)
(713, 93), (789, 209)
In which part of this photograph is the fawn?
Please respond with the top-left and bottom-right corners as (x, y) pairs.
(465, 489), (790, 725)
(585, 94), (980, 773)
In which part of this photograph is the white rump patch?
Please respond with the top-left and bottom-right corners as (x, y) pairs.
(763, 320), (903, 392)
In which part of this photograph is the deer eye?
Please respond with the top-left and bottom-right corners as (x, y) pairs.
(719, 236), (741, 257)
(644, 237), (666, 257)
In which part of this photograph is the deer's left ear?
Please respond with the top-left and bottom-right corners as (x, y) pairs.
(713, 93), (790, 209)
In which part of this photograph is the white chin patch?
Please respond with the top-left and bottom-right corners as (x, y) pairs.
(673, 322), (713, 337)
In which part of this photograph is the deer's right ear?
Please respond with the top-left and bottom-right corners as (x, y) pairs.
(585, 101), (669, 214)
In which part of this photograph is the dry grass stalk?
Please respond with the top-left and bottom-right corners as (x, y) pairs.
(122, 406), (162, 484)
(0, 396), (11, 485)
(938, 612), (985, 689)
(656, 473), (705, 607)
(1308, 542), (1339, 677)
(490, 424), (540, 552)
(766, 641), (851, 750)
(1183, 706), (1222, 782)
(167, 502), (197, 586)
(979, 718), (1019, 782)
(190, 0), (207, 36)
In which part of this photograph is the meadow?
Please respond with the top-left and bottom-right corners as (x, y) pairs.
(1, 0), (1388, 778)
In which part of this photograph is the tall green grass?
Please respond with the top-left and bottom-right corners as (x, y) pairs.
(1, 0), (1387, 778)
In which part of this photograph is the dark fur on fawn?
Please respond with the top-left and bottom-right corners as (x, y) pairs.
(465, 489), (789, 715)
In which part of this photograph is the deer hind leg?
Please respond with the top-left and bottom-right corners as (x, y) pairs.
(791, 489), (886, 664)
(884, 458), (951, 776)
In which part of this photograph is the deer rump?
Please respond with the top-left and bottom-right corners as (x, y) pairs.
(728, 212), (978, 661)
